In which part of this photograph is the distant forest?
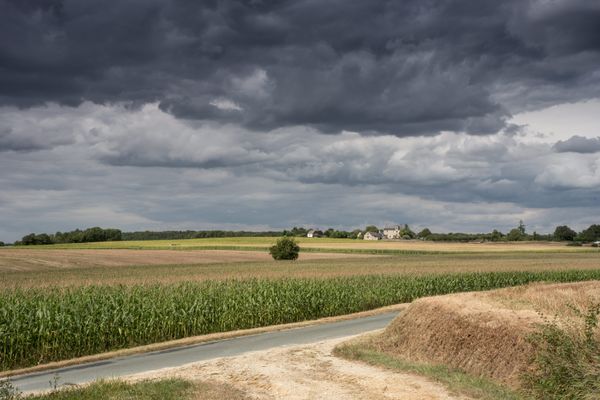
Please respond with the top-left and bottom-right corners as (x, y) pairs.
(8, 222), (600, 245)
(122, 230), (283, 240)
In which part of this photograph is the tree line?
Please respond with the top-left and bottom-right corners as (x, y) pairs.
(8, 222), (600, 245)
(417, 221), (600, 243)
(122, 230), (283, 240)
(15, 227), (122, 245)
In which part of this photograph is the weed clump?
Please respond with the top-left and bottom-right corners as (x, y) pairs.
(523, 303), (600, 399)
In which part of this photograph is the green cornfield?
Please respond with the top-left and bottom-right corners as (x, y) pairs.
(2, 269), (600, 371)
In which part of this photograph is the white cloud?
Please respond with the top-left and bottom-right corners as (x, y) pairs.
(209, 98), (243, 111)
(1, 101), (599, 242)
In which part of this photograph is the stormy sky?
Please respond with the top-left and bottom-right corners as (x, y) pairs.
(1, 0), (600, 241)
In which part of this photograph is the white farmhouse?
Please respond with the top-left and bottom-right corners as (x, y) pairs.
(307, 229), (323, 238)
(382, 225), (401, 239)
(364, 231), (382, 240)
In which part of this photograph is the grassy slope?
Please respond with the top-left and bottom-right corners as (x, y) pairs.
(336, 281), (600, 400)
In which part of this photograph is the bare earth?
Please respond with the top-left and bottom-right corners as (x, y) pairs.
(129, 335), (471, 400)
(0, 249), (374, 272)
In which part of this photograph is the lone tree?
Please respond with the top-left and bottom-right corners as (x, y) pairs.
(269, 236), (300, 260)
(417, 228), (432, 239)
(553, 225), (577, 241)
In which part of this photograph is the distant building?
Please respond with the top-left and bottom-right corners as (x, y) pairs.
(364, 231), (382, 240)
(307, 229), (323, 238)
(382, 225), (402, 239)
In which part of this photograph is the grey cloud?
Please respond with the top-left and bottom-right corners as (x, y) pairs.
(0, 128), (46, 151)
(1, 0), (600, 136)
(1, 102), (600, 243)
(553, 135), (600, 153)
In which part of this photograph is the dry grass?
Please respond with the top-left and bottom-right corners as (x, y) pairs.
(191, 380), (250, 400)
(2, 250), (600, 288)
(368, 281), (600, 389)
(486, 281), (600, 321)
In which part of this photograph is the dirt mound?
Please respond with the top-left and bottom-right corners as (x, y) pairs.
(372, 281), (600, 389)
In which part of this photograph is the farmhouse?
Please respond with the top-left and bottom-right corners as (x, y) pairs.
(364, 231), (383, 240)
(306, 229), (323, 238)
(382, 225), (401, 239)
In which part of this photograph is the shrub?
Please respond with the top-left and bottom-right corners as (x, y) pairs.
(522, 303), (600, 399)
(269, 237), (300, 260)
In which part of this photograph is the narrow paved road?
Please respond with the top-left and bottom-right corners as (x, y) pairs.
(11, 311), (398, 393)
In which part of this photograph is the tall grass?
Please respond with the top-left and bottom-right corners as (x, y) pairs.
(522, 303), (600, 399)
(2, 269), (600, 371)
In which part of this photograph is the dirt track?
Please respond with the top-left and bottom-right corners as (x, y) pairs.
(130, 336), (471, 400)
(0, 249), (374, 272)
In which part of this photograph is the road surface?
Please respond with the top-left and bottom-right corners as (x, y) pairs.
(11, 311), (399, 393)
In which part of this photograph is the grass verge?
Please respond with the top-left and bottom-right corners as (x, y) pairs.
(0, 378), (249, 400)
(334, 341), (524, 400)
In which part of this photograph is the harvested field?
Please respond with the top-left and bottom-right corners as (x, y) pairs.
(368, 281), (600, 389)
(2, 250), (600, 288)
(20, 237), (592, 253)
(0, 248), (372, 273)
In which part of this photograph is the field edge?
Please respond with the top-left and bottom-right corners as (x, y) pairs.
(1, 303), (408, 379)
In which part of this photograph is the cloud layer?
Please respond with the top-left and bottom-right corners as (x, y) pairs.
(2, 0), (600, 135)
(1, 0), (600, 241)
(1, 102), (599, 241)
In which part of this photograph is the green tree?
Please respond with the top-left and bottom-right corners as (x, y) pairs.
(399, 224), (415, 239)
(290, 227), (308, 237)
(20, 233), (36, 245)
(506, 228), (525, 241)
(269, 237), (300, 260)
(518, 220), (526, 235)
(577, 224), (600, 242)
(365, 225), (379, 233)
(553, 225), (577, 241)
(490, 229), (504, 241)
(35, 233), (52, 245)
(417, 228), (432, 239)
(0, 241), (4, 247)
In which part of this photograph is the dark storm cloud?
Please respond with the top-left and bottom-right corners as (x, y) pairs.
(2, 0), (600, 136)
(554, 135), (600, 153)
